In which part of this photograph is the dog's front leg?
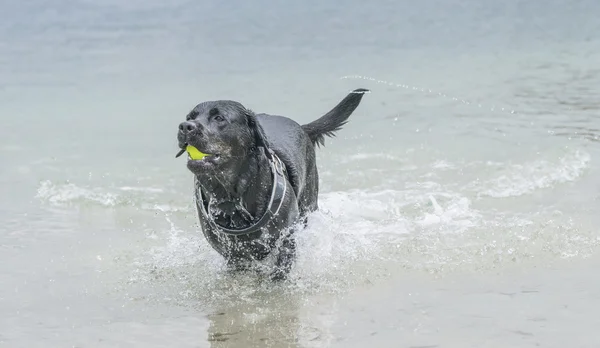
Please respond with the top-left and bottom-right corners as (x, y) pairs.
(270, 233), (297, 281)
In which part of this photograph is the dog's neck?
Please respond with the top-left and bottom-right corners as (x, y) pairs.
(196, 149), (273, 229)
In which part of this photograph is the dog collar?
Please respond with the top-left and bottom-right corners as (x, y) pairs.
(194, 149), (288, 236)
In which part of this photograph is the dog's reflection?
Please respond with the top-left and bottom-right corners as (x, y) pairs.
(205, 285), (302, 347)
(194, 260), (339, 347)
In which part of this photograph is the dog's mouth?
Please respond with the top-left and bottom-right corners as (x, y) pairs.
(176, 143), (221, 167)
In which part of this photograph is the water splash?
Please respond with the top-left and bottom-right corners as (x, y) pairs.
(36, 180), (121, 206)
(473, 149), (590, 198)
(340, 74), (518, 115)
(35, 180), (190, 212)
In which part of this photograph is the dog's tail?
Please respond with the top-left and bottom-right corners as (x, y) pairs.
(301, 88), (369, 147)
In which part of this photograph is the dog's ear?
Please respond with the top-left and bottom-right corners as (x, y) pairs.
(245, 110), (270, 150)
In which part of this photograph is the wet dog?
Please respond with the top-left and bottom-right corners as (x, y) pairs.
(176, 89), (368, 280)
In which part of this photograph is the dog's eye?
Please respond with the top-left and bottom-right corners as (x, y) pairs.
(214, 115), (225, 122)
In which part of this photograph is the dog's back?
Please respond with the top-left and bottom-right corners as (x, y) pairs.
(256, 88), (369, 216)
(256, 114), (318, 215)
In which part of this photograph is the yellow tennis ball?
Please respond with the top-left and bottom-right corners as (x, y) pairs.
(186, 145), (208, 160)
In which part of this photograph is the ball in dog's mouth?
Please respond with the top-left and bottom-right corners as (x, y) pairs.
(185, 145), (208, 160)
(175, 144), (219, 162)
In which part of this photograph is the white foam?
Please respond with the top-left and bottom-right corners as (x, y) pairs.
(139, 203), (189, 213)
(476, 149), (590, 198)
(341, 153), (405, 163)
(36, 180), (120, 207)
(35, 180), (189, 212)
(119, 186), (165, 193)
(415, 196), (479, 233)
(431, 160), (456, 170)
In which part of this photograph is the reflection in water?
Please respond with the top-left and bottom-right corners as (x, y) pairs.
(203, 280), (342, 348)
(206, 290), (303, 348)
(191, 270), (328, 348)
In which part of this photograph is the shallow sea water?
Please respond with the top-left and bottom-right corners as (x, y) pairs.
(2, 0), (600, 347)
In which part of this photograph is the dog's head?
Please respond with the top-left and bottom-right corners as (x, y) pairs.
(177, 100), (269, 177)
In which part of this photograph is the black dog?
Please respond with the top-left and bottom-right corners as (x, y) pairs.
(176, 88), (369, 280)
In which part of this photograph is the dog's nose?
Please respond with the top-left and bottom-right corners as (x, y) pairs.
(179, 121), (197, 134)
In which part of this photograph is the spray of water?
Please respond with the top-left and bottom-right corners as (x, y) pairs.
(340, 74), (518, 114)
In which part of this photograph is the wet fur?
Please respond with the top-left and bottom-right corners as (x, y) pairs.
(177, 89), (369, 280)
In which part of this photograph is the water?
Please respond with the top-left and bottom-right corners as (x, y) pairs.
(2, 0), (600, 346)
